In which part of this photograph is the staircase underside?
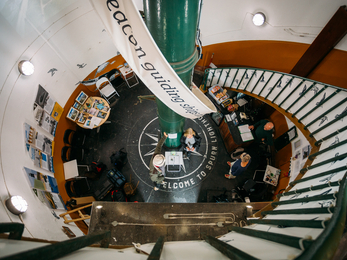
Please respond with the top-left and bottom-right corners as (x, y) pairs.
(88, 201), (267, 245)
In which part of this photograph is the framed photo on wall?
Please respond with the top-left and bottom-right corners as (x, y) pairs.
(75, 91), (88, 105)
(66, 107), (79, 121)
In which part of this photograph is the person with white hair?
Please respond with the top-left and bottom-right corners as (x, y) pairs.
(225, 153), (251, 179)
(149, 132), (168, 191)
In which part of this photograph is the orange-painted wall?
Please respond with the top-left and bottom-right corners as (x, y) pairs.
(197, 40), (347, 89)
(53, 55), (126, 232)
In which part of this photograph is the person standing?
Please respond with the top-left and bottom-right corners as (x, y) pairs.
(248, 120), (274, 145)
(149, 132), (168, 191)
(180, 128), (201, 159)
(225, 153), (251, 179)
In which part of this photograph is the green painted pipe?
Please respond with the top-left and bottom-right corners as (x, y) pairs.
(144, 0), (200, 147)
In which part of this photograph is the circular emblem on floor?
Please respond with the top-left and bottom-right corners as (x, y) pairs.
(127, 114), (219, 192)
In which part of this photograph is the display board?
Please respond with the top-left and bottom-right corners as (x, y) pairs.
(23, 167), (65, 210)
(24, 123), (54, 173)
(33, 85), (63, 136)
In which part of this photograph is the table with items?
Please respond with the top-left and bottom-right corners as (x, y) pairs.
(66, 91), (110, 129)
(165, 151), (186, 173)
(207, 85), (254, 153)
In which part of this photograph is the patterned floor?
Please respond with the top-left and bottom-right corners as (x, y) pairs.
(78, 75), (271, 203)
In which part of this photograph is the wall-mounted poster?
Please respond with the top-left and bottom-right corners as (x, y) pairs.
(35, 85), (49, 108)
(33, 85), (63, 136)
(35, 85), (55, 115)
(24, 123), (54, 156)
(51, 102), (63, 121)
(75, 91), (88, 105)
(32, 188), (66, 210)
(24, 167), (59, 193)
(302, 145), (311, 160)
(26, 144), (54, 173)
(24, 167), (64, 210)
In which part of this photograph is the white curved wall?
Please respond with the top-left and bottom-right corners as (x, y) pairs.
(199, 0), (347, 51)
(0, 0), (118, 240)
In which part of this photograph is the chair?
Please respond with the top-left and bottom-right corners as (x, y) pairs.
(253, 170), (265, 183)
(110, 72), (126, 87)
(61, 146), (84, 163)
(63, 129), (86, 147)
(59, 203), (92, 224)
(65, 179), (91, 198)
(123, 174), (139, 197)
(95, 77), (119, 104)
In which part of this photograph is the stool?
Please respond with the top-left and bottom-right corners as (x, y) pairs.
(123, 174), (139, 197)
(59, 203), (92, 224)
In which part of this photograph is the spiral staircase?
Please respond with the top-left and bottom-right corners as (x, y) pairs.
(1, 67), (347, 260)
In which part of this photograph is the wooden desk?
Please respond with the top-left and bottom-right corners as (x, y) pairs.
(219, 114), (253, 153)
(77, 97), (110, 129)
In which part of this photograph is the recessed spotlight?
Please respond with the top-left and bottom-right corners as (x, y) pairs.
(252, 12), (266, 26)
(18, 60), (34, 76)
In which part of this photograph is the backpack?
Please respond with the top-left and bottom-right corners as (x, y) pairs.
(110, 148), (128, 170)
(111, 189), (126, 202)
(89, 162), (106, 175)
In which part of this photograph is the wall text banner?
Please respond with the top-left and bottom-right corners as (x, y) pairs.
(90, 0), (216, 119)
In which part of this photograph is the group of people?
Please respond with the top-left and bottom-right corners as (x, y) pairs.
(225, 119), (274, 179)
(149, 128), (201, 191)
(148, 119), (274, 191)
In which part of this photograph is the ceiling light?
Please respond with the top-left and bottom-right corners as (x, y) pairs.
(6, 196), (28, 215)
(18, 60), (34, 76)
(252, 12), (266, 26)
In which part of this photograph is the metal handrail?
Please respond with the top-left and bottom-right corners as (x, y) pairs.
(201, 67), (346, 92)
(1, 231), (111, 260)
(295, 171), (347, 260)
(201, 67), (347, 260)
(0, 223), (24, 240)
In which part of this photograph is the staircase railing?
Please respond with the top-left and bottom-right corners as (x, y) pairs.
(0, 222), (110, 260)
(2, 66), (346, 260)
(200, 67), (347, 260)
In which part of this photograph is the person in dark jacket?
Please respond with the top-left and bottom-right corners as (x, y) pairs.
(180, 128), (201, 158)
(149, 132), (168, 191)
(248, 120), (274, 145)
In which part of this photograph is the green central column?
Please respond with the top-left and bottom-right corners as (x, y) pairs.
(143, 0), (200, 147)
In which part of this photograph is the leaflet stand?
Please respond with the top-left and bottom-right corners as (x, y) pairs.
(125, 73), (139, 88)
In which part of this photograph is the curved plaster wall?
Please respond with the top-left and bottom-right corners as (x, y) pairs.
(0, 1), (118, 240)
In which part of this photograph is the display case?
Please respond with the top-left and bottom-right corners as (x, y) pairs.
(211, 111), (224, 126)
(208, 85), (229, 104)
